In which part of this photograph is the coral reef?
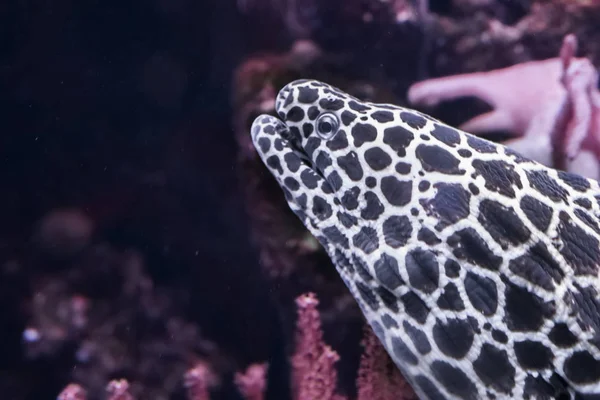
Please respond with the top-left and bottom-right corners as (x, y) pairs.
(409, 34), (600, 177)
(1, 0), (600, 398)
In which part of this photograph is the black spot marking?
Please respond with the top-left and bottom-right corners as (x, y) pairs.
(352, 227), (379, 254)
(284, 153), (302, 173)
(365, 177), (376, 188)
(334, 249), (353, 273)
(341, 110), (356, 125)
(444, 259), (460, 278)
(371, 110), (394, 123)
(383, 126), (414, 157)
(353, 255), (373, 281)
(473, 343), (516, 394)
(304, 137), (321, 159)
(557, 211), (600, 276)
(418, 228), (441, 245)
(570, 284), (600, 333)
(431, 361), (479, 400)
(351, 123), (377, 147)
(558, 170), (590, 192)
(380, 176), (412, 206)
(478, 199), (530, 249)
(504, 278), (555, 332)
(302, 123), (313, 137)
(336, 211), (357, 228)
(458, 149), (472, 158)
(491, 329), (508, 344)
(361, 191), (384, 220)
(401, 292), (429, 324)
(319, 98), (345, 110)
(472, 159), (522, 198)
(509, 242), (564, 291)
(520, 195), (553, 232)
(418, 181), (430, 192)
(382, 215), (412, 248)
(514, 340), (553, 369)
(287, 106), (305, 122)
(526, 170), (569, 203)
(374, 253), (404, 290)
(468, 183), (479, 195)
(464, 272), (498, 316)
(575, 198), (592, 209)
(296, 193), (307, 209)
(405, 249), (439, 294)
(467, 136), (497, 153)
(395, 163), (411, 175)
(266, 155), (283, 175)
(391, 336), (418, 366)
(326, 171), (343, 191)
(564, 351), (600, 384)
(356, 281), (379, 311)
(447, 228), (502, 270)
(326, 130), (349, 150)
(341, 187), (360, 210)
(315, 151), (333, 171)
(431, 124), (460, 146)
(382, 314), (398, 329)
(300, 169), (320, 189)
(307, 106), (320, 120)
(376, 286), (399, 313)
(337, 151), (364, 181)
(404, 321), (432, 355)
(437, 282), (465, 311)
(348, 100), (370, 112)
(323, 226), (348, 249)
(548, 323), (578, 347)
(297, 86), (319, 103)
(312, 196), (332, 220)
(524, 375), (563, 399)
(257, 137), (270, 153)
(400, 111), (427, 129)
(364, 147), (392, 171)
(415, 376), (446, 400)
(433, 318), (474, 358)
(284, 177), (300, 191)
(575, 209), (600, 233)
(416, 144), (464, 175)
(421, 183), (470, 230)
(370, 320), (385, 342)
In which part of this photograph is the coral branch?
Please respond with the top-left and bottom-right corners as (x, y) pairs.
(291, 293), (345, 400)
(234, 363), (268, 400)
(106, 380), (135, 400)
(356, 327), (417, 400)
(184, 362), (217, 400)
(57, 384), (87, 400)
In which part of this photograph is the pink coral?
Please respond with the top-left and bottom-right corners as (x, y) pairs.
(57, 383), (87, 400)
(408, 34), (600, 178)
(291, 293), (346, 400)
(184, 362), (217, 400)
(234, 363), (267, 400)
(106, 380), (135, 400)
(356, 328), (417, 400)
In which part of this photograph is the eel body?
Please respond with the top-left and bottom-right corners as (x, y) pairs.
(250, 79), (600, 400)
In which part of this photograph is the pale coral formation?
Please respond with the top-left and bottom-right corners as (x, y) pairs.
(409, 34), (600, 177)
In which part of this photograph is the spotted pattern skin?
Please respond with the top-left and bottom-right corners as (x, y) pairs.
(250, 79), (600, 400)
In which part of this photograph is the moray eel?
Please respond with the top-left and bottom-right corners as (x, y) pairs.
(250, 79), (600, 400)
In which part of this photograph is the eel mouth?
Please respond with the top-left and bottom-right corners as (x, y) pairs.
(250, 114), (323, 178)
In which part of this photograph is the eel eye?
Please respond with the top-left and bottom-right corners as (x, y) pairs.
(315, 112), (339, 140)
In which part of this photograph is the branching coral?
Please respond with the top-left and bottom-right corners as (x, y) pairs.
(408, 34), (600, 178)
(57, 293), (416, 400)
